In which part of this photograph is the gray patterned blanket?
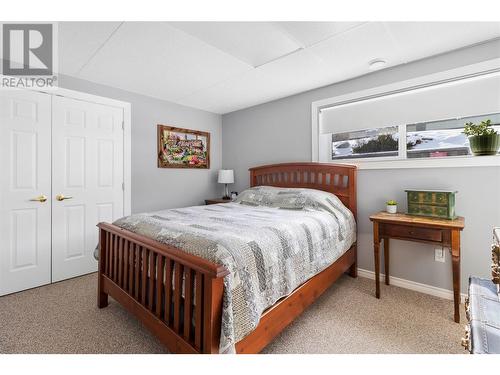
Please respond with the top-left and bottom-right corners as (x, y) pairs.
(113, 186), (356, 353)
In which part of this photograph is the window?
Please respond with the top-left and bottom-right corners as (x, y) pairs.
(406, 113), (500, 159)
(332, 126), (399, 160)
(330, 112), (500, 161)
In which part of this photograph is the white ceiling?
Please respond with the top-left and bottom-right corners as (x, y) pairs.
(58, 22), (500, 114)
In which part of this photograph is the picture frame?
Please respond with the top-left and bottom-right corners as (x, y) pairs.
(157, 125), (210, 169)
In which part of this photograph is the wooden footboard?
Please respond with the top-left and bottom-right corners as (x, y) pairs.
(98, 221), (356, 354)
(97, 222), (229, 353)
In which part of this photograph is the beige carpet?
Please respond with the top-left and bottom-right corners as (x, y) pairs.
(0, 273), (464, 354)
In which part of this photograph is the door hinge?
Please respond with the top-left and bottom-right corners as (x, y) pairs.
(122, 121), (125, 130)
(122, 182), (125, 191)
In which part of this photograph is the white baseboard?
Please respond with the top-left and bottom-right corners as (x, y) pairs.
(357, 268), (467, 303)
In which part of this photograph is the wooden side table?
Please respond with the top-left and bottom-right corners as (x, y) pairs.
(205, 198), (232, 205)
(369, 212), (465, 323)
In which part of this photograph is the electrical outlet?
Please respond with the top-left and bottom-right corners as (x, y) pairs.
(435, 248), (445, 263)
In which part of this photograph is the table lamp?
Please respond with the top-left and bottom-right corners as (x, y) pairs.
(218, 169), (234, 200)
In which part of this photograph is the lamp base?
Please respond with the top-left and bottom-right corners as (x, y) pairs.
(222, 183), (231, 200)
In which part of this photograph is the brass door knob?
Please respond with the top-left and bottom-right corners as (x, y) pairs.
(30, 195), (48, 203)
(56, 194), (73, 201)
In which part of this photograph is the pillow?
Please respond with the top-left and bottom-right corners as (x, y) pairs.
(234, 185), (345, 212)
(234, 186), (304, 209)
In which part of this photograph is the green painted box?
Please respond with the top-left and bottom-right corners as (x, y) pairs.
(405, 189), (457, 220)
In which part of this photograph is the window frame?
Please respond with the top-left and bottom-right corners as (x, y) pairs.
(311, 59), (500, 170)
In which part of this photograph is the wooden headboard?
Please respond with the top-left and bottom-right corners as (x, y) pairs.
(249, 162), (357, 220)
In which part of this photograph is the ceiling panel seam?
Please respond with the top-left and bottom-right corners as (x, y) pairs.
(272, 23), (307, 48)
(75, 22), (124, 76)
(305, 22), (369, 49)
(167, 22), (256, 68)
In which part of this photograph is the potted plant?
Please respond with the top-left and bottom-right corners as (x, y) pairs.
(386, 200), (397, 214)
(463, 119), (500, 156)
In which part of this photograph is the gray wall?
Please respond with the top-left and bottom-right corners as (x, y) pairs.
(222, 39), (500, 292)
(59, 75), (222, 214)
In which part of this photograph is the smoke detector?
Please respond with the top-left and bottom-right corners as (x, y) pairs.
(368, 58), (387, 71)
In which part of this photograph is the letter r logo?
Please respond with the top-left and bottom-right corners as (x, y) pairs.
(2, 24), (53, 76)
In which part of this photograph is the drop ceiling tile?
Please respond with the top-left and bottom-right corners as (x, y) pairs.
(277, 21), (366, 47)
(169, 22), (302, 67)
(384, 22), (500, 62)
(308, 22), (404, 78)
(77, 22), (252, 102)
(177, 48), (338, 113)
(58, 22), (122, 75)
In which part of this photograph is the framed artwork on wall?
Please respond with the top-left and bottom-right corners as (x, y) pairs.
(157, 124), (210, 169)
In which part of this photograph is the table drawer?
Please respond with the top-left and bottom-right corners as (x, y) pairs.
(408, 203), (450, 219)
(407, 191), (449, 205)
(381, 224), (443, 242)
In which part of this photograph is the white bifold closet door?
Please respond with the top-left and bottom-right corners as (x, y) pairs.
(51, 96), (124, 282)
(0, 90), (125, 295)
(0, 91), (52, 296)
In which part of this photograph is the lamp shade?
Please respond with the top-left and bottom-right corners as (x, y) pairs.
(217, 169), (234, 184)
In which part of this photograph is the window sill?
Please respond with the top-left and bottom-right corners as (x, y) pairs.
(331, 155), (500, 170)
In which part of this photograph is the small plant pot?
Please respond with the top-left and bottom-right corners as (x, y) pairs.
(468, 134), (500, 156)
(386, 205), (397, 214)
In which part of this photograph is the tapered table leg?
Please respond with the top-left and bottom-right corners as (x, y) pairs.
(451, 229), (461, 323)
(384, 238), (390, 285)
(374, 222), (380, 298)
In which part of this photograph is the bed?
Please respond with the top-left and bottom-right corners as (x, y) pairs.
(97, 162), (357, 353)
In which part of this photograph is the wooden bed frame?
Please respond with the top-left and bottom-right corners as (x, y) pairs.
(97, 162), (357, 353)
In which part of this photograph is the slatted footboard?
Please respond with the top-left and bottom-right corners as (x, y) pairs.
(97, 222), (229, 353)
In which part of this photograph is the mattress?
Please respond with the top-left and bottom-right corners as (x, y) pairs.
(113, 186), (356, 353)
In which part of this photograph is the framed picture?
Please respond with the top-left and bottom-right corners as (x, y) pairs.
(157, 125), (210, 169)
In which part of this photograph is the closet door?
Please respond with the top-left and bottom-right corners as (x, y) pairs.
(51, 96), (124, 282)
(0, 90), (52, 296)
